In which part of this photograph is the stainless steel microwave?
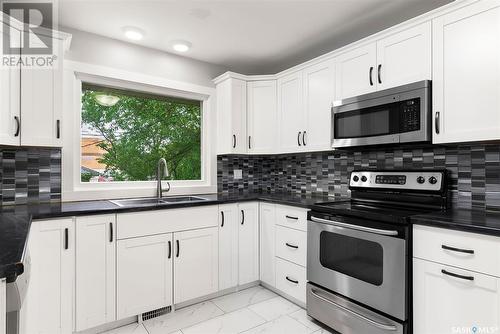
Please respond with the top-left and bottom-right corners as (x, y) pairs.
(332, 80), (431, 148)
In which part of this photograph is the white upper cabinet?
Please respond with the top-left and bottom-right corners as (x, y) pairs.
(334, 43), (377, 101)
(433, 0), (500, 144)
(238, 202), (259, 285)
(0, 23), (21, 146)
(278, 71), (304, 153)
(376, 22), (431, 90)
(218, 204), (239, 291)
(303, 60), (335, 151)
(75, 215), (116, 331)
(216, 77), (247, 154)
(247, 80), (277, 154)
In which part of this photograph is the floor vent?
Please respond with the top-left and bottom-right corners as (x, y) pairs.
(141, 305), (172, 321)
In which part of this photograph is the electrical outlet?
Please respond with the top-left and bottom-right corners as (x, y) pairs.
(233, 169), (243, 180)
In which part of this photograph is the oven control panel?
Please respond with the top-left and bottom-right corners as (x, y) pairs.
(349, 170), (445, 192)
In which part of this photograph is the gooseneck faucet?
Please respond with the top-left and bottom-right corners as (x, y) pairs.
(156, 158), (171, 199)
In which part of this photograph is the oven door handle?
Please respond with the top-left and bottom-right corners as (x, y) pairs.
(310, 289), (398, 331)
(310, 216), (399, 236)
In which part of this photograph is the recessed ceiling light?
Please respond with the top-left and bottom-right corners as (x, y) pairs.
(95, 94), (120, 107)
(122, 26), (144, 41)
(171, 40), (192, 53)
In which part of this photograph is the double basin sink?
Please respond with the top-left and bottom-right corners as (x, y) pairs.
(110, 196), (209, 208)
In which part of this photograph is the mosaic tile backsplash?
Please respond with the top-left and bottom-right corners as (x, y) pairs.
(0, 147), (61, 206)
(217, 143), (500, 211)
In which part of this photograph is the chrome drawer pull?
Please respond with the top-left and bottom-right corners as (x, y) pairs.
(285, 242), (298, 249)
(310, 289), (397, 331)
(441, 245), (474, 254)
(285, 215), (298, 220)
(285, 276), (299, 284)
(310, 216), (398, 236)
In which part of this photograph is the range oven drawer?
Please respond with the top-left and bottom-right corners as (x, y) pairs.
(307, 283), (404, 334)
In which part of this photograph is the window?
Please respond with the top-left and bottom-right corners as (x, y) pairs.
(80, 83), (202, 183)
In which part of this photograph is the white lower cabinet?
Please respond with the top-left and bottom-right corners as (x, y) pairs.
(22, 218), (74, 334)
(238, 202), (259, 285)
(174, 227), (219, 304)
(413, 258), (500, 334)
(117, 233), (173, 319)
(75, 215), (116, 331)
(218, 204), (239, 290)
(259, 203), (276, 287)
(275, 258), (307, 304)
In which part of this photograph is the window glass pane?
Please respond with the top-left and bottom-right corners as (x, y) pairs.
(81, 83), (202, 183)
(319, 231), (384, 286)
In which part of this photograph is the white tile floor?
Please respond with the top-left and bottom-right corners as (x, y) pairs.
(102, 286), (335, 334)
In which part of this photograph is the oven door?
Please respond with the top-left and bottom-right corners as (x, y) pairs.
(307, 216), (406, 320)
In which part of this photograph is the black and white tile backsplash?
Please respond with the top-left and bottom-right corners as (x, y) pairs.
(218, 143), (500, 211)
(0, 147), (61, 206)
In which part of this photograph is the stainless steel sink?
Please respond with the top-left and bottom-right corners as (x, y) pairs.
(162, 196), (208, 203)
(110, 198), (167, 207)
(110, 196), (208, 207)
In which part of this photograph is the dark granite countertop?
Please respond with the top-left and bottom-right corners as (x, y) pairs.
(0, 192), (331, 280)
(411, 208), (500, 237)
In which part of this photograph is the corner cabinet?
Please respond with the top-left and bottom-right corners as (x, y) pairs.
(247, 80), (278, 154)
(432, 0), (500, 144)
(22, 218), (74, 334)
(0, 17), (70, 147)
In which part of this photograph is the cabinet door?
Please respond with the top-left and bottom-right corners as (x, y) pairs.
(247, 80), (277, 154)
(334, 43), (376, 101)
(259, 203), (276, 287)
(376, 22), (431, 90)
(433, 1), (500, 144)
(218, 204), (239, 291)
(0, 23), (20, 146)
(413, 258), (500, 334)
(117, 234), (173, 319)
(174, 227), (218, 304)
(238, 202), (259, 285)
(23, 218), (74, 334)
(20, 36), (63, 147)
(75, 215), (116, 331)
(278, 71), (304, 153)
(303, 61), (335, 151)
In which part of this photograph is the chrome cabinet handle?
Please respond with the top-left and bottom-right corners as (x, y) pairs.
(435, 112), (440, 134)
(441, 269), (474, 281)
(286, 276), (299, 284)
(285, 242), (298, 249)
(310, 289), (397, 331)
(241, 210), (245, 225)
(369, 66), (374, 86)
(56, 120), (61, 139)
(168, 241), (172, 259)
(232, 134), (236, 148)
(109, 223), (113, 243)
(302, 131), (307, 146)
(310, 216), (398, 236)
(441, 244), (474, 254)
(64, 228), (69, 250)
(297, 131), (302, 146)
(248, 136), (251, 150)
(14, 116), (20, 137)
(176, 240), (180, 258)
(377, 64), (382, 84)
(221, 211), (225, 227)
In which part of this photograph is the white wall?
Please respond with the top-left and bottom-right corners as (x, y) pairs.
(62, 27), (227, 87)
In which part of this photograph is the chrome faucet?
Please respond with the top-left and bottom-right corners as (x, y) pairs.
(156, 158), (170, 199)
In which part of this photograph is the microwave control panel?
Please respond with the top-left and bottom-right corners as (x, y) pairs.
(401, 98), (420, 132)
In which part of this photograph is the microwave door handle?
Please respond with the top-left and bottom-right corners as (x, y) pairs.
(310, 289), (398, 331)
(310, 216), (399, 236)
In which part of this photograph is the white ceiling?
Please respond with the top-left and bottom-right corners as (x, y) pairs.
(58, 0), (452, 74)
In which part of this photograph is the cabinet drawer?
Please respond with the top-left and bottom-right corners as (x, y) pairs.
(275, 225), (307, 266)
(413, 225), (500, 277)
(275, 257), (306, 304)
(117, 206), (218, 239)
(275, 205), (308, 231)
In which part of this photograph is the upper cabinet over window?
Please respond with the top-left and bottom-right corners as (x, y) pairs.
(0, 16), (71, 148)
(334, 21), (431, 101)
(432, 0), (500, 144)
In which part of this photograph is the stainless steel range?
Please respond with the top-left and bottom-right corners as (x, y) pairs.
(306, 170), (448, 334)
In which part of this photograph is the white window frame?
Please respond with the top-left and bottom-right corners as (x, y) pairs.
(62, 60), (217, 201)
